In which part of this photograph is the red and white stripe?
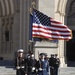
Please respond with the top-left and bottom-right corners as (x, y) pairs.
(32, 18), (72, 40)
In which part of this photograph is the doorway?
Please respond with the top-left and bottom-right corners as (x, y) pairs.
(0, 18), (13, 60)
(66, 31), (75, 61)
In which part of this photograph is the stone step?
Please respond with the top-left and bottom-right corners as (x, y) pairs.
(0, 67), (16, 75)
(0, 60), (75, 75)
(0, 60), (16, 75)
(58, 67), (75, 75)
(1, 67), (75, 75)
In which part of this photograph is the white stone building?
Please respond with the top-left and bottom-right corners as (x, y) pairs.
(0, 0), (75, 67)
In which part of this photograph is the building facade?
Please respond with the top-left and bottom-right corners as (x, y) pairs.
(0, 0), (75, 67)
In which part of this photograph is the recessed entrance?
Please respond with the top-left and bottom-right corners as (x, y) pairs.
(66, 31), (75, 61)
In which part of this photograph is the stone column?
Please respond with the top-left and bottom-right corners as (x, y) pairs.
(0, 18), (1, 53)
(55, 0), (68, 67)
(13, 0), (20, 51)
(19, 0), (30, 53)
(58, 40), (66, 67)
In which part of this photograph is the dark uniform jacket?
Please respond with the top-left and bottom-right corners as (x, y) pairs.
(54, 58), (60, 75)
(49, 57), (55, 68)
(54, 58), (60, 68)
(26, 58), (37, 75)
(49, 57), (55, 75)
(15, 57), (26, 75)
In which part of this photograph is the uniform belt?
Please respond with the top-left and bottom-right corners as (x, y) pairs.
(39, 69), (46, 71)
(42, 69), (46, 70)
(20, 66), (25, 68)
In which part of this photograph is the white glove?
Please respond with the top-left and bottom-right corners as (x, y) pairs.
(39, 68), (42, 71)
(16, 66), (20, 69)
(21, 66), (25, 68)
(32, 67), (35, 70)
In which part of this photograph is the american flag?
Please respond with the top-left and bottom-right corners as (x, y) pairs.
(32, 9), (72, 40)
(29, 14), (42, 41)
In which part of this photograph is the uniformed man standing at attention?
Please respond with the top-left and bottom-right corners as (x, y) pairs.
(36, 53), (49, 75)
(15, 49), (26, 75)
(49, 54), (55, 75)
(44, 53), (49, 61)
(54, 54), (60, 75)
(26, 53), (37, 75)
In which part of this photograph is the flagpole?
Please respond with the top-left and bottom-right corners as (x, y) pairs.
(29, 8), (33, 52)
(29, 1), (36, 54)
(20, 0), (22, 48)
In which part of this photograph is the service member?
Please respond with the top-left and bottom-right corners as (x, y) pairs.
(26, 53), (37, 75)
(36, 53), (49, 75)
(15, 49), (26, 75)
(44, 53), (49, 60)
(49, 54), (55, 75)
(54, 54), (60, 75)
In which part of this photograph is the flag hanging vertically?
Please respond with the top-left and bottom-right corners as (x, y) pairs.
(32, 9), (72, 40)
(29, 14), (42, 41)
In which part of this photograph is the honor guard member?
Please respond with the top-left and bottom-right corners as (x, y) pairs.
(25, 51), (33, 74)
(36, 53), (49, 75)
(49, 54), (55, 75)
(25, 51), (33, 64)
(15, 49), (26, 75)
(26, 51), (33, 59)
(44, 53), (49, 61)
(54, 54), (60, 75)
(27, 53), (37, 75)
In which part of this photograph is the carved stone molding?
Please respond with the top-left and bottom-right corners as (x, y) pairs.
(56, 0), (67, 16)
(2, 19), (5, 25)
(0, 0), (15, 17)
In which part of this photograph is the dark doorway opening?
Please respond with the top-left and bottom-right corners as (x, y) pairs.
(66, 31), (75, 61)
(66, 31), (75, 66)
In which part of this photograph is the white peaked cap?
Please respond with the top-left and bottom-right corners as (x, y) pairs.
(17, 49), (24, 53)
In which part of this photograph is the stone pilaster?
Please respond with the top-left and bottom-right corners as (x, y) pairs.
(13, 0), (20, 52)
(0, 18), (1, 53)
(55, 0), (68, 67)
(19, 0), (30, 53)
(38, 0), (55, 17)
